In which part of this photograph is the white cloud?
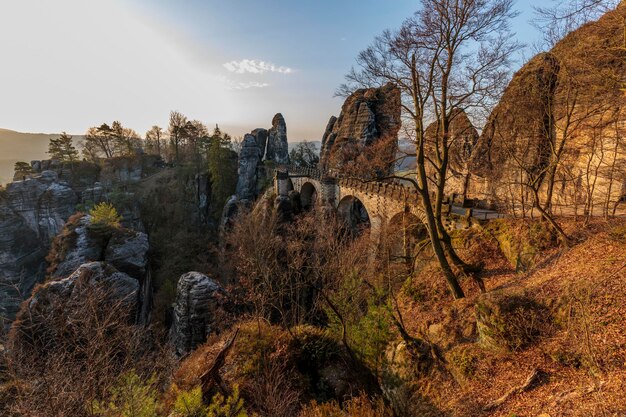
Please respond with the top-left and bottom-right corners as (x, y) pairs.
(223, 59), (293, 75)
(217, 76), (270, 90)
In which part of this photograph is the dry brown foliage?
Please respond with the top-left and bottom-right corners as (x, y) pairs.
(5, 279), (172, 417)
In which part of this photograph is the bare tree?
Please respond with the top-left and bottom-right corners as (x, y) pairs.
(145, 125), (164, 157)
(168, 110), (188, 163)
(533, 0), (622, 48)
(339, 0), (519, 299)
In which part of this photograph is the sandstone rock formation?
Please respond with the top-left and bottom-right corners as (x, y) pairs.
(0, 171), (78, 322)
(320, 83), (401, 176)
(424, 108), (480, 198)
(467, 5), (626, 212)
(48, 214), (149, 280)
(251, 128), (268, 160)
(225, 113), (290, 226)
(470, 53), (560, 182)
(266, 113), (290, 165)
(10, 261), (140, 349)
(235, 134), (263, 201)
(171, 271), (227, 356)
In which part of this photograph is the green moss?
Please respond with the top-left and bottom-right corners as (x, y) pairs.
(475, 291), (550, 352)
(484, 219), (556, 271)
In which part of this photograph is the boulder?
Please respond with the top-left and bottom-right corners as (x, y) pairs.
(266, 113), (290, 165)
(171, 272), (227, 356)
(104, 231), (149, 280)
(48, 214), (149, 281)
(10, 262), (140, 350)
(320, 83), (401, 176)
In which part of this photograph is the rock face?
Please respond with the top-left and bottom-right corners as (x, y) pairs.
(10, 262), (140, 349)
(266, 113), (290, 165)
(251, 128), (269, 160)
(471, 53), (560, 182)
(467, 5), (626, 210)
(0, 171), (78, 322)
(424, 109), (480, 198)
(235, 134), (263, 201)
(320, 83), (401, 176)
(48, 214), (149, 282)
(171, 272), (227, 356)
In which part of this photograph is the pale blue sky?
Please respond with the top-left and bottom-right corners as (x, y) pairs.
(0, 0), (546, 140)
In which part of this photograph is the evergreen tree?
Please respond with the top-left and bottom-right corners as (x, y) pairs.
(48, 132), (78, 162)
(207, 125), (237, 220)
(14, 161), (33, 178)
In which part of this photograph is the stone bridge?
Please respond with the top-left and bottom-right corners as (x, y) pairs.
(273, 165), (504, 250)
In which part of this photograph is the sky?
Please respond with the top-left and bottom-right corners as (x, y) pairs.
(0, 0), (547, 140)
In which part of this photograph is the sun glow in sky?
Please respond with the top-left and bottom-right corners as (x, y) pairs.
(0, 0), (545, 140)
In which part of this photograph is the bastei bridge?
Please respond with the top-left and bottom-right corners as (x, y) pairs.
(273, 165), (504, 236)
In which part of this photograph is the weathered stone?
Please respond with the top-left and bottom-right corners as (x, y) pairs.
(49, 214), (149, 281)
(320, 83), (401, 176)
(0, 173), (78, 322)
(266, 113), (290, 165)
(424, 109), (479, 197)
(10, 262), (140, 348)
(467, 5), (626, 210)
(171, 272), (226, 356)
(235, 134), (263, 201)
(104, 230), (149, 280)
(251, 128), (269, 160)
(471, 53), (560, 182)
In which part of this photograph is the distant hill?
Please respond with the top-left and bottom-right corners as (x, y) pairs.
(0, 129), (83, 185)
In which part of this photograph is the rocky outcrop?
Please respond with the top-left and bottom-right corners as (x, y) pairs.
(26, 160), (101, 188)
(424, 109), (479, 197)
(470, 53), (560, 181)
(0, 171), (78, 322)
(320, 83), (401, 176)
(99, 155), (163, 187)
(468, 5), (626, 210)
(266, 113), (290, 165)
(9, 262), (140, 350)
(171, 272), (227, 356)
(235, 134), (263, 201)
(48, 214), (149, 282)
(251, 128), (269, 160)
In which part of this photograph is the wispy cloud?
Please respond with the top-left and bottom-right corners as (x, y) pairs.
(218, 76), (270, 90)
(223, 59), (293, 75)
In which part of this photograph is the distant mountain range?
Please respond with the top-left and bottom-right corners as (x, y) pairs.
(0, 128), (71, 185)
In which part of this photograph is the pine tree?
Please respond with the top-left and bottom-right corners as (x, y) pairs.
(48, 132), (79, 162)
(207, 125), (237, 220)
(14, 161), (33, 179)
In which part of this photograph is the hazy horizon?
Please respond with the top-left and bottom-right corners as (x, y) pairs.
(0, 1), (544, 141)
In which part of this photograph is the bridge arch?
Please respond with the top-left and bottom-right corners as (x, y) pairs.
(300, 182), (318, 210)
(337, 195), (372, 236)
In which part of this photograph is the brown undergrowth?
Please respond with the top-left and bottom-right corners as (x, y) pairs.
(395, 217), (626, 416)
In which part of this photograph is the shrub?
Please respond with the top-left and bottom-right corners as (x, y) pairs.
(90, 202), (122, 228)
(298, 395), (392, 417)
(207, 385), (248, 417)
(171, 386), (208, 417)
(475, 291), (550, 351)
(91, 371), (159, 417)
(485, 219), (556, 271)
